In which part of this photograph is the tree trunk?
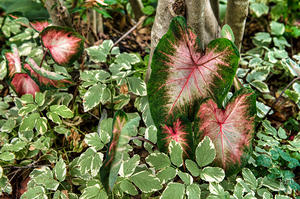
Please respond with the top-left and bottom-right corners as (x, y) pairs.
(210, 0), (220, 24)
(44, 0), (72, 27)
(225, 0), (249, 50)
(145, 0), (180, 82)
(129, 0), (144, 20)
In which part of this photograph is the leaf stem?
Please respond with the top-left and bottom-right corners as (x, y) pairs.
(263, 76), (300, 119)
(130, 136), (158, 150)
(39, 50), (48, 68)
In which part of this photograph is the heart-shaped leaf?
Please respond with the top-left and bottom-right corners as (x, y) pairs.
(147, 16), (239, 132)
(24, 58), (72, 89)
(30, 20), (49, 32)
(11, 73), (40, 97)
(195, 88), (256, 174)
(221, 24), (235, 43)
(4, 44), (22, 77)
(40, 26), (84, 66)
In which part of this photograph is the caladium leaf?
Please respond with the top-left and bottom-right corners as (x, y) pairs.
(24, 58), (72, 89)
(26, 58), (68, 80)
(195, 88), (256, 174)
(40, 26), (84, 66)
(147, 16), (239, 131)
(159, 117), (193, 156)
(221, 24), (235, 43)
(4, 44), (22, 77)
(30, 20), (49, 32)
(11, 73), (40, 97)
(100, 111), (140, 192)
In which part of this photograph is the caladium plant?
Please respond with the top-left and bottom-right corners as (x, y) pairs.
(40, 26), (84, 66)
(147, 16), (256, 174)
(195, 88), (256, 174)
(147, 16), (239, 136)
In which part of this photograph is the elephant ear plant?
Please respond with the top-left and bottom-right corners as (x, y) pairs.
(147, 16), (256, 174)
(2, 23), (84, 97)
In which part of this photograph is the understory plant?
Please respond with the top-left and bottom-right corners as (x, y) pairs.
(147, 16), (257, 174)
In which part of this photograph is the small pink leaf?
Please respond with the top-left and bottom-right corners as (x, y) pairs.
(4, 45), (22, 77)
(195, 88), (256, 174)
(11, 73), (40, 97)
(30, 21), (49, 32)
(40, 26), (84, 66)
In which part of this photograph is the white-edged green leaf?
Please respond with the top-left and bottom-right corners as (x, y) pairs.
(1, 119), (16, 132)
(119, 179), (138, 196)
(130, 170), (162, 193)
(145, 152), (170, 170)
(83, 84), (111, 112)
(35, 92), (46, 106)
(177, 170), (193, 185)
(47, 112), (62, 124)
(79, 184), (108, 199)
(160, 182), (185, 199)
(0, 152), (15, 161)
(270, 21), (285, 36)
(78, 147), (103, 177)
(250, 3), (269, 17)
(275, 195), (292, 199)
(186, 183), (201, 199)
(169, 140), (183, 167)
(196, 136), (216, 167)
(19, 113), (40, 132)
(185, 159), (200, 177)
(84, 133), (104, 151)
(20, 186), (47, 199)
(54, 156), (67, 182)
(127, 77), (147, 96)
(242, 168), (257, 190)
(30, 167), (60, 191)
(157, 166), (177, 184)
(200, 167), (225, 183)
(50, 105), (73, 118)
(19, 103), (38, 116)
(35, 117), (47, 135)
(119, 154), (140, 177)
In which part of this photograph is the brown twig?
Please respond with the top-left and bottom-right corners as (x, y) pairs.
(263, 76), (300, 120)
(130, 136), (158, 150)
(113, 16), (147, 46)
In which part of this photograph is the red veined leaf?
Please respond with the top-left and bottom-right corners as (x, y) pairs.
(40, 26), (84, 66)
(4, 44), (22, 78)
(160, 117), (193, 156)
(26, 58), (68, 80)
(30, 20), (49, 32)
(11, 73), (40, 97)
(195, 88), (256, 174)
(147, 16), (239, 133)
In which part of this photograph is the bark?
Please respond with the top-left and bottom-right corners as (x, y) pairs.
(129, 0), (144, 20)
(225, 0), (249, 50)
(44, 0), (72, 27)
(186, 0), (206, 50)
(204, 1), (221, 46)
(145, 0), (178, 82)
(210, 0), (220, 24)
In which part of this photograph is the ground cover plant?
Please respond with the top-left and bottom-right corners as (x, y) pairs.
(0, 0), (299, 198)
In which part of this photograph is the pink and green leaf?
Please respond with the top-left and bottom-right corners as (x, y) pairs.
(30, 20), (49, 32)
(24, 60), (72, 90)
(195, 88), (256, 174)
(4, 44), (22, 78)
(40, 26), (84, 66)
(147, 16), (239, 146)
(159, 117), (193, 157)
(26, 58), (68, 80)
(100, 111), (128, 192)
(11, 73), (40, 97)
(221, 24), (235, 43)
